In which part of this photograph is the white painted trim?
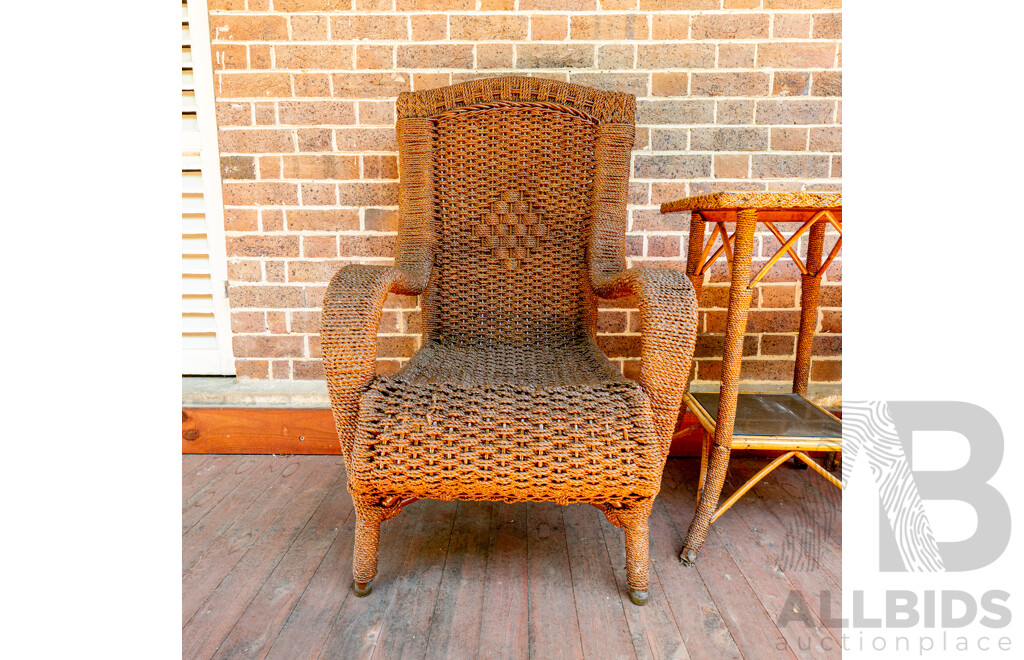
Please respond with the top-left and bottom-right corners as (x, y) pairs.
(185, 0), (235, 375)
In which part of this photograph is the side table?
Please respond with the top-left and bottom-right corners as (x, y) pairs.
(659, 191), (842, 565)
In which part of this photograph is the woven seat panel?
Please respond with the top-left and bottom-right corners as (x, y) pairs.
(349, 377), (663, 505)
(424, 106), (597, 348)
(394, 339), (626, 388)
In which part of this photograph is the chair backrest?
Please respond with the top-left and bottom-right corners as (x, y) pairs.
(394, 77), (635, 348)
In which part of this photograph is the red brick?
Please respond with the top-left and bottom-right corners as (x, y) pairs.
(517, 44), (594, 68)
(339, 235), (397, 257)
(216, 102), (250, 127)
(332, 73), (411, 98)
(226, 235), (300, 258)
(364, 208), (398, 232)
(290, 15), (329, 41)
(375, 360), (402, 376)
(757, 43), (836, 69)
(812, 13), (842, 38)
(570, 73), (648, 97)
(290, 310), (322, 333)
(651, 14), (689, 40)
(412, 73), (451, 91)
(695, 335), (758, 358)
(301, 183), (337, 206)
(222, 182), (298, 206)
(330, 15), (408, 41)
(297, 129), (333, 152)
(531, 15), (568, 41)
(273, 0), (348, 10)
(356, 0), (394, 8)
(758, 284), (797, 308)
(755, 100), (835, 125)
(809, 126), (842, 152)
(772, 72), (811, 97)
(208, 0), (244, 9)
(334, 128), (398, 151)
(224, 208), (258, 231)
(221, 155), (255, 180)
(282, 155), (360, 180)
(766, 0), (842, 7)
(602, 0), (639, 7)
(234, 360), (269, 379)
(253, 103), (275, 125)
(410, 14), (447, 41)
(718, 43), (756, 68)
(596, 310), (628, 333)
(397, 45), (474, 69)
(275, 45), (353, 70)
(633, 155), (712, 179)
(692, 72), (770, 97)
(690, 127), (768, 151)
(650, 72), (686, 97)
(232, 335), (304, 358)
(648, 235), (681, 258)
(810, 360), (841, 381)
(770, 127), (808, 151)
(230, 312), (265, 334)
(376, 336), (418, 359)
(303, 236), (337, 259)
(477, 44), (514, 69)
(521, 0), (595, 8)
(356, 101), (395, 126)
(636, 100), (714, 124)
(209, 16), (288, 41)
(362, 155), (399, 179)
(287, 209), (360, 231)
(279, 101), (355, 126)
(261, 209), (284, 231)
(480, 0), (515, 7)
(270, 360), (291, 379)
(337, 182), (399, 206)
(692, 14), (769, 39)
(570, 14), (648, 40)
(228, 285), (304, 308)
(293, 74), (331, 98)
(212, 45), (246, 71)
(266, 311), (287, 334)
(639, 0), (715, 8)
(751, 154), (829, 178)
(451, 15), (528, 40)
(773, 13), (812, 38)
(714, 154), (749, 179)
(227, 260), (261, 282)
(812, 71), (842, 97)
(216, 73), (291, 98)
(356, 45), (394, 70)
(760, 334), (796, 356)
(293, 361), (325, 380)
(597, 335), (640, 358)
(637, 44), (715, 69)
(258, 156), (281, 180)
(812, 335), (842, 356)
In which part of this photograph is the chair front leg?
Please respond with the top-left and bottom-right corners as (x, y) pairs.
(352, 501), (384, 596)
(603, 497), (654, 606)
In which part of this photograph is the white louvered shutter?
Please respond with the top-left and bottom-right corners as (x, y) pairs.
(182, 0), (234, 375)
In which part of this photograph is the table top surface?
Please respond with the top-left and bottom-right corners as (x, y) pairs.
(660, 190), (842, 214)
(688, 392), (842, 439)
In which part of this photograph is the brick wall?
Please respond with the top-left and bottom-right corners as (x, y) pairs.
(208, 0), (841, 398)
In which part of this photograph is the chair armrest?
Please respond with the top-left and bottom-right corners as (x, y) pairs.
(594, 267), (699, 447)
(320, 264), (425, 457)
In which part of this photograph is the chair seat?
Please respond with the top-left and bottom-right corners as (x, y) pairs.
(348, 340), (665, 504)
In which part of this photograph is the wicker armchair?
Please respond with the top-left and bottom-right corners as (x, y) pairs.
(321, 77), (698, 606)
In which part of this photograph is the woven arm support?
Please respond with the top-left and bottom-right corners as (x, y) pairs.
(321, 264), (425, 458)
(595, 267), (699, 450)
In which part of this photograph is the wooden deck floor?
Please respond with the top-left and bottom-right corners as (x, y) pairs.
(183, 455), (841, 659)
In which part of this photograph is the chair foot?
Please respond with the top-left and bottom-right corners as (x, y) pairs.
(680, 546), (698, 566)
(353, 580), (373, 597)
(629, 589), (649, 606)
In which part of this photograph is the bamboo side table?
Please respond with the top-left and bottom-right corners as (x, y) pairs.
(659, 191), (842, 566)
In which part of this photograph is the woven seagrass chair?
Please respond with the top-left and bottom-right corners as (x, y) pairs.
(321, 76), (698, 606)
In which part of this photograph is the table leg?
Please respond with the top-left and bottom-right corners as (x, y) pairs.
(683, 213), (707, 394)
(681, 208), (757, 565)
(793, 220), (826, 396)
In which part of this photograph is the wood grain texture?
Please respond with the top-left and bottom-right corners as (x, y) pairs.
(183, 457), (842, 659)
(182, 407), (339, 454)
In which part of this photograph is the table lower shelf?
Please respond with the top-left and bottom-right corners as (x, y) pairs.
(684, 391), (842, 451)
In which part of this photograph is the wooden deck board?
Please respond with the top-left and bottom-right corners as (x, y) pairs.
(183, 457), (841, 660)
